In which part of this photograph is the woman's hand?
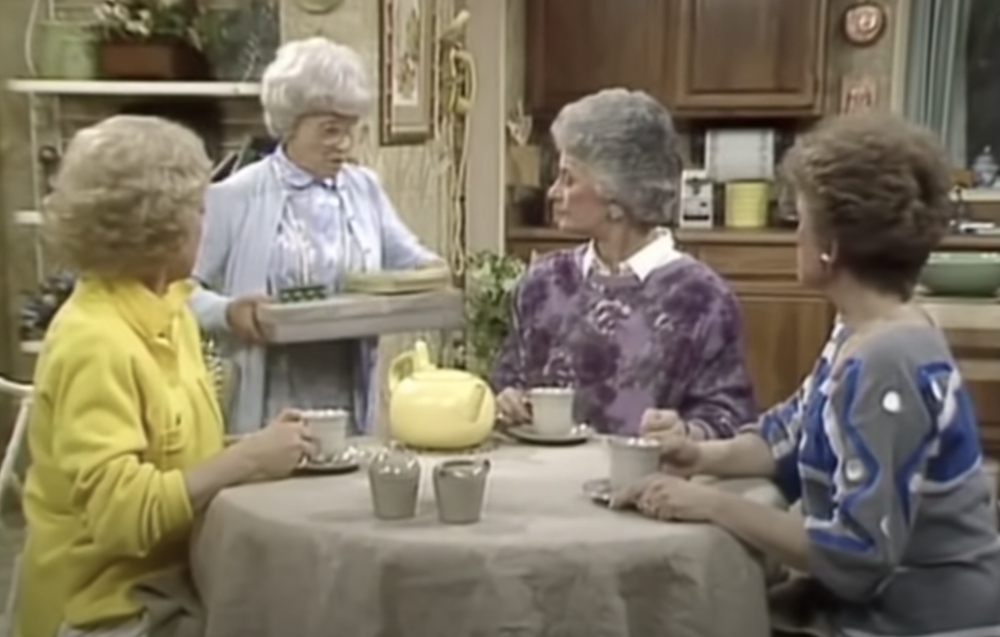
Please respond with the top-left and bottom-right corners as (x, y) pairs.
(639, 408), (688, 437)
(231, 409), (313, 481)
(225, 294), (269, 343)
(653, 435), (703, 477)
(612, 473), (724, 523)
(496, 387), (531, 425)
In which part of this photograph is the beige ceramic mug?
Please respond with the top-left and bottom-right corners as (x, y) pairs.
(607, 436), (662, 492)
(303, 408), (349, 460)
(527, 387), (574, 436)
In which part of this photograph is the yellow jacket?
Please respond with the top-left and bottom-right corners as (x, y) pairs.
(14, 278), (224, 637)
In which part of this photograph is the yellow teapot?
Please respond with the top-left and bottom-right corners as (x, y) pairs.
(387, 340), (496, 449)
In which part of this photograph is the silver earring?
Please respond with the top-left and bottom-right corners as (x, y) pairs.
(820, 253), (832, 263)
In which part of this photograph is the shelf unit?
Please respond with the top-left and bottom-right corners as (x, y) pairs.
(7, 79), (262, 357)
(6, 79), (262, 98)
(12, 210), (45, 356)
(14, 211), (41, 226)
(19, 341), (42, 355)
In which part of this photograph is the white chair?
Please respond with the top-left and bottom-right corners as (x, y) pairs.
(0, 376), (32, 636)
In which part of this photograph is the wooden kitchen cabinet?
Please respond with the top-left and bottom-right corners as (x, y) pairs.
(525, 0), (676, 116)
(671, 0), (829, 116)
(681, 235), (835, 410)
(524, 0), (829, 118)
(732, 290), (832, 408)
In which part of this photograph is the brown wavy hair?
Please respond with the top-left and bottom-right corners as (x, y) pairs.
(781, 113), (953, 298)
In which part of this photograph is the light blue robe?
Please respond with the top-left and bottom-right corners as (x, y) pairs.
(189, 155), (439, 434)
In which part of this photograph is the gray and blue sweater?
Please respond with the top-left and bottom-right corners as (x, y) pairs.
(755, 323), (1000, 637)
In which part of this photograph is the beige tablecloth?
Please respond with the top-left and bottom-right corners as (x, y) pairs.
(192, 442), (785, 637)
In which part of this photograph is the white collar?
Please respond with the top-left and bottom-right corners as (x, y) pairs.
(580, 228), (681, 281)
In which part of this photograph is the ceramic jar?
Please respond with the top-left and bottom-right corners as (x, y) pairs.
(432, 458), (491, 525)
(367, 443), (421, 520)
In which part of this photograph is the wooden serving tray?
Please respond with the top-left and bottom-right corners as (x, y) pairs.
(256, 288), (464, 344)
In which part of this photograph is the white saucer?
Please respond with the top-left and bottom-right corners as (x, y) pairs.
(507, 424), (591, 446)
(295, 448), (361, 475)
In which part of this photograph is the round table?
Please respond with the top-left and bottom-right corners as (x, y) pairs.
(192, 441), (782, 637)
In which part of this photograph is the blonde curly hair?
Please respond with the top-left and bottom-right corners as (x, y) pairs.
(44, 115), (211, 277)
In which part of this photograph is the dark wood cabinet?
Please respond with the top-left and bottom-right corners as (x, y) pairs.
(679, 237), (835, 410)
(672, 0), (828, 116)
(525, 0), (829, 118)
(526, 0), (675, 116)
(733, 290), (832, 408)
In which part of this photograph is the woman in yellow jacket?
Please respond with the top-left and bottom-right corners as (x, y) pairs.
(13, 115), (315, 637)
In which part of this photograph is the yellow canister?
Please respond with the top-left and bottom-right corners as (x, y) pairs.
(724, 181), (769, 229)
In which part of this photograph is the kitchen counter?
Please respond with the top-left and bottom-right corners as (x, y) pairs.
(677, 228), (1000, 251)
(506, 226), (1000, 251)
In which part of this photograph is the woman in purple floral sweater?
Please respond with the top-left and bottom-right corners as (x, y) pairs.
(491, 89), (756, 438)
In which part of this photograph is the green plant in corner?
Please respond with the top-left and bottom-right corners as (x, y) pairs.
(461, 251), (527, 378)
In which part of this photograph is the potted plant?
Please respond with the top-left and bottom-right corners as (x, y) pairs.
(460, 251), (527, 378)
(19, 272), (76, 345)
(90, 0), (210, 80)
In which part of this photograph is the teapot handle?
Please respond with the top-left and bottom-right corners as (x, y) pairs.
(387, 351), (415, 395)
(466, 382), (493, 425)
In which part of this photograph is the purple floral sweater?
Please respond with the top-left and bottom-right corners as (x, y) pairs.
(490, 246), (756, 437)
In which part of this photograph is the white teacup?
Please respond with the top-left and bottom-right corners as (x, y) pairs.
(303, 408), (349, 459)
(607, 436), (661, 492)
(528, 387), (575, 437)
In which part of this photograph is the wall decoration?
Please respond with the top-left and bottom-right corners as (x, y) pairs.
(293, 0), (345, 14)
(843, 2), (887, 46)
(379, 0), (435, 145)
(840, 76), (878, 113)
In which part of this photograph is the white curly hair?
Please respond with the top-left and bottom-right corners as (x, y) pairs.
(260, 37), (373, 137)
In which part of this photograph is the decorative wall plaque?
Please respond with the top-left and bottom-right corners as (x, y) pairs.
(378, 0), (435, 145)
(840, 76), (878, 114)
(843, 2), (887, 46)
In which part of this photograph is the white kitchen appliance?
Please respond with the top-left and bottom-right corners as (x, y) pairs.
(704, 128), (776, 182)
(678, 169), (715, 228)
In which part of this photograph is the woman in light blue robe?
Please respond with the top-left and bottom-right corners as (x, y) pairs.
(189, 37), (442, 435)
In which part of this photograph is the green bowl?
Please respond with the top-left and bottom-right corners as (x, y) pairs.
(919, 252), (1000, 298)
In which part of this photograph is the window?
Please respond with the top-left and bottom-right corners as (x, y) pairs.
(904, 0), (1000, 190)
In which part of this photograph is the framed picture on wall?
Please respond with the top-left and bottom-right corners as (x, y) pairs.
(378, 0), (435, 145)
